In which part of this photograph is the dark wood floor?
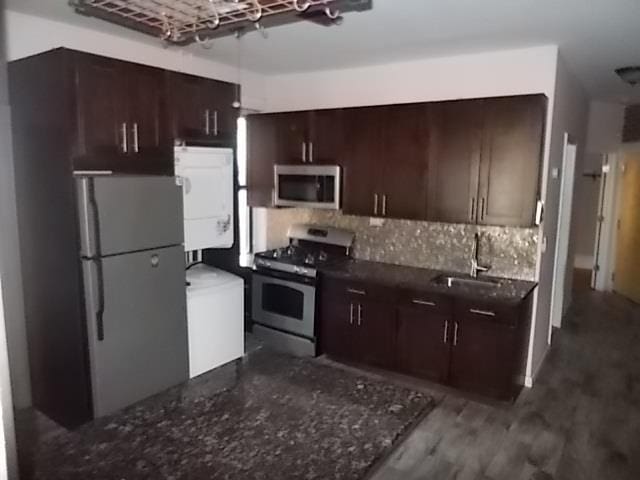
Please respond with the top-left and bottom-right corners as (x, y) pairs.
(369, 288), (640, 480)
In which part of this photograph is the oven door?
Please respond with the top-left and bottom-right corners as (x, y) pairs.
(274, 165), (341, 210)
(252, 273), (316, 339)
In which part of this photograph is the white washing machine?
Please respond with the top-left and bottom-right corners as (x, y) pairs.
(186, 264), (245, 379)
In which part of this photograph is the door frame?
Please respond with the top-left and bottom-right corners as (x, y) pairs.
(594, 145), (640, 292)
(549, 133), (577, 334)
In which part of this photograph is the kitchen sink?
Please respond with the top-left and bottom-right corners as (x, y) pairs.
(432, 274), (502, 289)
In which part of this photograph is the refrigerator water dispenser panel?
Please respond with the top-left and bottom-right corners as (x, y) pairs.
(175, 146), (234, 251)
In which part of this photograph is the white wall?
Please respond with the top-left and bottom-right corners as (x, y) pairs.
(572, 101), (625, 265)
(528, 55), (589, 378)
(263, 45), (559, 112)
(4, 10), (268, 111)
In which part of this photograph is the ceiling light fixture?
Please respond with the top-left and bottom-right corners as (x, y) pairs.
(70, 0), (352, 46)
(616, 66), (640, 86)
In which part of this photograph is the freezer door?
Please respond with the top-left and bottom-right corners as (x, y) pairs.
(77, 175), (184, 257)
(82, 245), (188, 418)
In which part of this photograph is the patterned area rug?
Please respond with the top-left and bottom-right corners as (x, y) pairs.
(33, 350), (433, 480)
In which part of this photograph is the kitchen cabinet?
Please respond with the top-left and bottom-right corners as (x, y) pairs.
(246, 95), (545, 226)
(342, 104), (429, 220)
(275, 110), (344, 165)
(168, 72), (237, 144)
(477, 95), (545, 226)
(320, 279), (396, 369)
(427, 100), (483, 224)
(247, 114), (278, 207)
(319, 273), (533, 401)
(73, 52), (171, 174)
(396, 292), (452, 383)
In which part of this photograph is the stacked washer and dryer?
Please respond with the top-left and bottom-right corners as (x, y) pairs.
(175, 146), (245, 379)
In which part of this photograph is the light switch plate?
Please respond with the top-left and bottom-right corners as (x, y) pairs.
(369, 217), (385, 227)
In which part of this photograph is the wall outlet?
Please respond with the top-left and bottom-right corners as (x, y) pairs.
(551, 167), (560, 179)
(369, 217), (385, 227)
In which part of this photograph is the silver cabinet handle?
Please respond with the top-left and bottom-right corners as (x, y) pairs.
(453, 322), (459, 346)
(470, 308), (496, 317)
(382, 194), (387, 216)
(121, 122), (128, 153)
(309, 141), (314, 163)
(302, 142), (307, 163)
(469, 197), (476, 222)
(374, 193), (379, 216)
(132, 123), (139, 153)
(443, 320), (449, 344)
(347, 288), (366, 296)
(412, 299), (436, 307)
(480, 197), (486, 221)
(357, 304), (363, 326)
(349, 303), (354, 325)
(213, 110), (219, 136)
(205, 109), (211, 135)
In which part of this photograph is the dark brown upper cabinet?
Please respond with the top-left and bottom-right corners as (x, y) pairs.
(168, 72), (237, 145)
(342, 104), (429, 220)
(477, 95), (545, 227)
(246, 95), (546, 226)
(427, 100), (484, 224)
(247, 114), (278, 207)
(72, 51), (171, 174)
(275, 110), (344, 165)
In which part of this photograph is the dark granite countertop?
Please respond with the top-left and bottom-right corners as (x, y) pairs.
(320, 259), (537, 305)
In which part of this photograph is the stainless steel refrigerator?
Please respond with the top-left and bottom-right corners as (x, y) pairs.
(75, 175), (188, 420)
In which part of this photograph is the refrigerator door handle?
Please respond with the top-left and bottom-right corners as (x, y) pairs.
(78, 177), (102, 258)
(94, 259), (106, 341)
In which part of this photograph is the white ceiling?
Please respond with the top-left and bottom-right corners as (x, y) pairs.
(5, 0), (640, 103)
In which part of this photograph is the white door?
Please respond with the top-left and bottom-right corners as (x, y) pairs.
(549, 134), (577, 336)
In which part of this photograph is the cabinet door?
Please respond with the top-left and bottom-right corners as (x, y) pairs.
(427, 100), (483, 223)
(308, 109), (344, 165)
(73, 53), (128, 170)
(203, 79), (238, 142)
(342, 106), (385, 216)
(449, 317), (518, 400)
(477, 95), (545, 227)
(168, 72), (209, 141)
(320, 293), (357, 361)
(396, 305), (451, 383)
(127, 63), (171, 173)
(380, 104), (430, 220)
(276, 112), (310, 164)
(247, 114), (278, 207)
(356, 300), (396, 369)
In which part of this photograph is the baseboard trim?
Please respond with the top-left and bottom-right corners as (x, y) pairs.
(525, 344), (551, 388)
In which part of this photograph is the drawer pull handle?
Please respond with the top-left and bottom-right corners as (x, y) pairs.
(412, 299), (436, 307)
(453, 322), (459, 346)
(357, 304), (363, 326)
(349, 303), (354, 325)
(347, 288), (366, 296)
(470, 308), (496, 317)
(443, 320), (449, 344)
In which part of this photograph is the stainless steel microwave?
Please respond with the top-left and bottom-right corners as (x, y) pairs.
(274, 165), (341, 210)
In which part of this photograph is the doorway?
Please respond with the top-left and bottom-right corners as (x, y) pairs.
(613, 153), (640, 303)
(550, 134), (578, 333)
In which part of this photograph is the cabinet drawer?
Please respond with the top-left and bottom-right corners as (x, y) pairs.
(397, 289), (452, 315)
(321, 276), (397, 303)
(455, 300), (519, 327)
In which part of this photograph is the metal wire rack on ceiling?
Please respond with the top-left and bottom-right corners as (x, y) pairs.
(71, 0), (344, 45)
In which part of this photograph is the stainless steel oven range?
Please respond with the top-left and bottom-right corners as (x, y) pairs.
(252, 224), (354, 357)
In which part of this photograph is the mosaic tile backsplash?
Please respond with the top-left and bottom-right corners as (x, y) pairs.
(264, 209), (539, 281)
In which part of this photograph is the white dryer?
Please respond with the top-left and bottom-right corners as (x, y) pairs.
(186, 264), (245, 378)
(175, 146), (234, 251)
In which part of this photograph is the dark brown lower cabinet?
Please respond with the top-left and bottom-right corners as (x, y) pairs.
(320, 276), (532, 401)
(320, 281), (395, 369)
(396, 301), (452, 383)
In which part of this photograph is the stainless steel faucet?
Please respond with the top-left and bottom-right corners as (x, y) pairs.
(470, 232), (491, 278)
